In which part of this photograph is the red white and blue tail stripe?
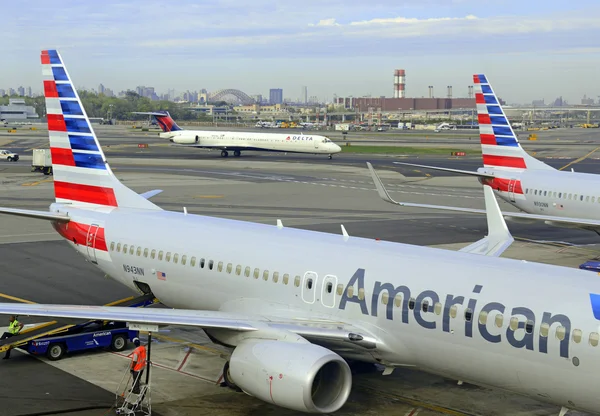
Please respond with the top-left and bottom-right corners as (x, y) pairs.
(474, 74), (553, 171)
(41, 50), (161, 210)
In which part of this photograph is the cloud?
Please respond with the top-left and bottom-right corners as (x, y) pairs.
(348, 14), (478, 26)
(308, 18), (340, 27)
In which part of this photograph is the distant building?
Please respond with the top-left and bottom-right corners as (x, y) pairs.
(98, 83), (105, 95)
(0, 98), (39, 120)
(334, 96), (476, 111)
(251, 94), (263, 104)
(301, 86), (308, 104)
(269, 88), (283, 105)
(0, 89), (5, 97)
(531, 99), (545, 107)
(17, 86), (25, 97)
(581, 95), (594, 106)
(26, 86), (32, 97)
(7, 88), (15, 96)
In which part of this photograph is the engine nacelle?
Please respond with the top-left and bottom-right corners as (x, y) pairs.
(229, 340), (352, 413)
(159, 132), (176, 139)
(169, 135), (199, 144)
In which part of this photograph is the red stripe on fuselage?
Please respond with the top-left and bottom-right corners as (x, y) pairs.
(481, 177), (523, 194)
(43, 80), (58, 98)
(50, 147), (75, 166)
(482, 154), (527, 169)
(53, 221), (107, 251)
(54, 181), (118, 207)
(480, 134), (497, 145)
(47, 114), (67, 132)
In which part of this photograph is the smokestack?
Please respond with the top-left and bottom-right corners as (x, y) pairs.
(394, 69), (406, 98)
(468, 86), (474, 99)
(428, 86), (433, 98)
(447, 86), (453, 99)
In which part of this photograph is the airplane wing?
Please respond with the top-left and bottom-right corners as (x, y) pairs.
(0, 303), (378, 350)
(392, 162), (494, 178)
(0, 207), (70, 222)
(367, 163), (513, 257)
(368, 163), (600, 234)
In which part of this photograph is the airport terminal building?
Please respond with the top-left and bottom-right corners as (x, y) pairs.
(0, 99), (39, 120)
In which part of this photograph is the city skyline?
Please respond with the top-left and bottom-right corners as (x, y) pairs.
(3, 0), (600, 104)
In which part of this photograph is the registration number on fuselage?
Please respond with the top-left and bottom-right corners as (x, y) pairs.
(123, 264), (145, 276)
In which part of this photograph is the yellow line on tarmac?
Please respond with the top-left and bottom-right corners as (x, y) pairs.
(21, 178), (53, 187)
(559, 146), (600, 171)
(194, 195), (224, 199)
(0, 292), (37, 304)
(151, 333), (224, 355)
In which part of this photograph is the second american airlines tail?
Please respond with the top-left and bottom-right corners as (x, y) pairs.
(2, 51), (600, 414)
(390, 74), (600, 234)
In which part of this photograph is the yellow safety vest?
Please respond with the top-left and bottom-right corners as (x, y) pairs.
(8, 320), (20, 335)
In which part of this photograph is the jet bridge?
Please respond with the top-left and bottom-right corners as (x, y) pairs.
(0, 294), (157, 356)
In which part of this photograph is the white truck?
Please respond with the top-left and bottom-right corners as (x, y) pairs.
(32, 149), (52, 175)
(334, 123), (351, 131)
(0, 149), (19, 162)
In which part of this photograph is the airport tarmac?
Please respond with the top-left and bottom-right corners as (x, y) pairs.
(0, 153), (597, 416)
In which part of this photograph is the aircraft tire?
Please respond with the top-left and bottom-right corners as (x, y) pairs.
(234, 150), (241, 157)
(221, 150), (229, 158)
(222, 361), (242, 392)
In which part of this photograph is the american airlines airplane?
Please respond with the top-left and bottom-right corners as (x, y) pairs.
(1, 50), (600, 415)
(390, 74), (600, 234)
(138, 111), (342, 159)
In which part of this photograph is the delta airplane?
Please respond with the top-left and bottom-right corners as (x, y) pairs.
(138, 111), (341, 159)
(1, 50), (600, 415)
(390, 74), (600, 235)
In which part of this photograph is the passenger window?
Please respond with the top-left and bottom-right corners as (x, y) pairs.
(574, 194), (578, 200)
(558, 193), (562, 198)
(307, 278), (313, 289)
(166, 252), (171, 262)
(226, 263), (232, 274)
(336, 283), (343, 294)
(540, 322), (549, 337)
(525, 320), (534, 334)
(116, 243), (121, 252)
(181, 255), (187, 265)
(553, 192), (557, 198)
(534, 190), (537, 195)
(200, 258), (205, 268)
(262, 270), (268, 280)
(543, 191), (547, 196)
(110, 242), (115, 251)
(283, 273), (290, 285)
(525, 189), (528, 194)
(346, 285), (353, 297)
(235, 265), (242, 275)
(580, 195), (584, 201)
(218, 261), (223, 272)
(123, 244), (128, 253)
(449, 305), (458, 319)
(478, 310), (488, 325)
(422, 300), (429, 312)
(495, 313), (503, 328)
(589, 332), (599, 346)
(556, 325), (566, 341)
(158, 251), (163, 260)
(568, 193), (572, 200)
(143, 248), (148, 257)
(358, 288), (365, 300)
(208, 260), (214, 270)
(151, 249), (156, 259)
(294, 275), (301, 287)
(381, 292), (388, 305)
(408, 298), (415, 310)
(191, 256), (196, 266)
(586, 196), (590, 202)
(593, 197), (596, 203)
(434, 302), (443, 315)
(272, 271), (279, 282)
(173, 253), (179, 263)
(253, 268), (260, 279)
(509, 317), (519, 331)
(326, 282), (332, 293)
(136, 247), (141, 256)
(394, 294), (402, 307)
(573, 329), (582, 344)
(464, 308), (473, 322)
(129, 246), (134, 255)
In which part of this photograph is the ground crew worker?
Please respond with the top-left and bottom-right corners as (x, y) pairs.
(0, 315), (23, 359)
(130, 338), (147, 394)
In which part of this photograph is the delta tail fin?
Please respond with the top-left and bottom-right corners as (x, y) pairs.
(41, 50), (161, 210)
(134, 111), (182, 133)
(474, 74), (553, 171)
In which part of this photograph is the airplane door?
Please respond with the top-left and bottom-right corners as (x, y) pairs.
(86, 224), (100, 264)
(321, 275), (338, 308)
(313, 138), (319, 149)
(301, 271), (318, 304)
(508, 179), (517, 202)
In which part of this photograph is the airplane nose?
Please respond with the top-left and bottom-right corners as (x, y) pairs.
(333, 144), (342, 153)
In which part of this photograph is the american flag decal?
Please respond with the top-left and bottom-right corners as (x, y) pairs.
(157, 271), (166, 281)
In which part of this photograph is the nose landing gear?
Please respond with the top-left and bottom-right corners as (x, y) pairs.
(328, 154), (333, 160)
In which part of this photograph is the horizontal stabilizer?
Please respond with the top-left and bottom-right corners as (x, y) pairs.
(139, 189), (163, 199)
(392, 162), (495, 178)
(0, 207), (70, 222)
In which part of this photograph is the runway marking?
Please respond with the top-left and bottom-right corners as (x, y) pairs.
(194, 195), (224, 199)
(150, 333), (224, 355)
(0, 292), (37, 304)
(559, 146), (600, 171)
(0, 232), (58, 239)
(404, 408), (421, 416)
(177, 347), (193, 371)
(21, 178), (53, 187)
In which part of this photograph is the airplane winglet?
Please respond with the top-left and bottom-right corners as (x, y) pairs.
(277, 219), (284, 229)
(459, 185), (514, 257)
(341, 224), (349, 241)
(367, 162), (401, 205)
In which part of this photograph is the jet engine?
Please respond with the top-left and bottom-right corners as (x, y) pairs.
(228, 339), (352, 413)
(169, 135), (199, 144)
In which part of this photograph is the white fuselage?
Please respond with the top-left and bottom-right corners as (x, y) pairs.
(162, 130), (341, 155)
(53, 202), (600, 414)
(481, 167), (600, 220)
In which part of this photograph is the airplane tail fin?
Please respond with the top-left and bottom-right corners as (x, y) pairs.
(152, 111), (182, 133)
(474, 74), (554, 171)
(41, 50), (161, 210)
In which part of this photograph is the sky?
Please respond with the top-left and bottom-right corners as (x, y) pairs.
(3, 0), (600, 104)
